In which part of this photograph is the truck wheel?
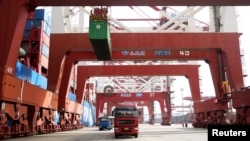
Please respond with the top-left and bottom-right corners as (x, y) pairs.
(135, 134), (138, 138)
(115, 134), (119, 138)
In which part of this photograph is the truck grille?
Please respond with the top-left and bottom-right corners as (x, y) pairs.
(118, 120), (135, 125)
(121, 127), (132, 132)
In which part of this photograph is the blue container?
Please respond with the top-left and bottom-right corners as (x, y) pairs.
(54, 111), (59, 124)
(25, 20), (33, 30)
(43, 21), (51, 36)
(29, 20), (51, 37)
(15, 62), (47, 89)
(68, 92), (76, 101)
(23, 30), (30, 39)
(82, 101), (95, 126)
(34, 9), (51, 26)
(31, 20), (42, 28)
(42, 43), (49, 58)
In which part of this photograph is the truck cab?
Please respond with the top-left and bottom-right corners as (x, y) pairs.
(113, 104), (139, 138)
(98, 116), (113, 130)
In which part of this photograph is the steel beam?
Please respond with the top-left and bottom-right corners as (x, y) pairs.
(49, 33), (243, 97)
(77, 65), (201, 103)
(0, 0), (33, 94)
(96, 92), (168, 118)
(30, 0), (250, 6)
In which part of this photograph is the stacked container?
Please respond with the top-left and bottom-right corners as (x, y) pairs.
(18, 9), (51, 88)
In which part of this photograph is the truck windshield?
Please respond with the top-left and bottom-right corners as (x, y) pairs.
(115, 109), (138, 117)
(99, 118), (109, 121)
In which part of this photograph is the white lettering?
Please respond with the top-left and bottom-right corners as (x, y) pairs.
(120, 93), (131, 97)
(212, 129), (247, 136)
(212, 129), (219, 136)
(179, 50), (190, 56)
(129, 51), (145, 56)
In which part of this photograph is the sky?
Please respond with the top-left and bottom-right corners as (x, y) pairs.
(238, 7), (250, 86)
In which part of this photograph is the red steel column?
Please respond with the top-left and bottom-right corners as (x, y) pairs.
(95, 98), (100, 120)
(99, 100), (105, 118)
(95, 94), (106, 120)
(0, 0), (33, 94)
(157, 95), (171, 125)
(144, 101), (154, 124)
(107, 101), (115, 116)
(58, 58), (75, 112)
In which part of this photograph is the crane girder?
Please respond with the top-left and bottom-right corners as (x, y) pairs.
(29, 0), (250, 6)
(49, 33), (243, 96)
(77, 65), (201, 103)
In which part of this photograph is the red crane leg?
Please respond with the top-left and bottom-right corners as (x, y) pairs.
(0, 2), (38, 136)
(107, 101), (115, 116)
(0, 0), (32, 85)
(55, 57), (83, 129)
(158, 98), (171, 125)
(95, 97), (105, 120)
(99, 101), (105, 118)
(164, 93), (172, 125)
(146, 102), (154, 124)
(57, 58), (74, 112)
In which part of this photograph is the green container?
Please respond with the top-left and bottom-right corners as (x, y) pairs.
(89, 20), (109, 39)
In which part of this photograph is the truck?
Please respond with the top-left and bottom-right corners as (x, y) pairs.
(98, 116), (113, 130)
(112, 103), (139, 138)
